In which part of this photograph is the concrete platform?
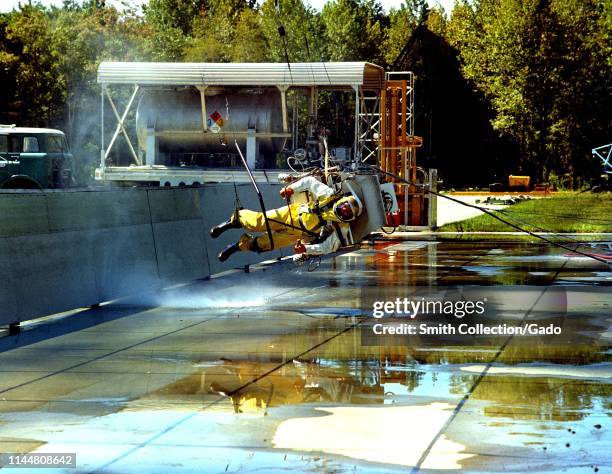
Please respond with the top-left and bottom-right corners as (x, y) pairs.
(0, 240), (610, 473)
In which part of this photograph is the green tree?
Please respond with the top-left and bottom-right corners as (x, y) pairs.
(321, 0), (387, 64)
(0, 5), (63, 126)
(544, 0), (611, 183)
(144, 0), (208, 35)
(50, 2), (150, 182)
(185, 0), (261, 62)
(383, 0), (427, 65)
(0, 13), (19, 124)
(143, 0), (208, 60)
(260, 0), (318, 63)
(427, 5), (447, 36)
(447, 0), (611, 183)
(321, 0), (362, 61)
(231, 8), (268, 62)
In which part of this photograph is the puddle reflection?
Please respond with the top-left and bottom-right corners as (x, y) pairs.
(153, 359), (385, 413)
(123, 240), (612, 469)
(150, 335), (610, 425)
(341, 240), (612, 286)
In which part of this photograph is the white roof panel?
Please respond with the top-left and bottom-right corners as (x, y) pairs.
(97, 62), (384, 89)
(0, 127), (65, 135)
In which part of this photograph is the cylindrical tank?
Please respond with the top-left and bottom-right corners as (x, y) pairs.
(136, 88), (286, 159)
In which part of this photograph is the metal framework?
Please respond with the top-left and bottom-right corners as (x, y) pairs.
(357, 89), (381, 164)
(593, 142), (612, 174)
(101, 84), (140, 166)
(97, 62), (385, 172)
(95, 62), (435, 226)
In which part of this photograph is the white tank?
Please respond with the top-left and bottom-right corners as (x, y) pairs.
(136, 88), (286, 158)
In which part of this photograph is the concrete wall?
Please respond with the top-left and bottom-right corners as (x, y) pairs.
(0, 183), (285, 326)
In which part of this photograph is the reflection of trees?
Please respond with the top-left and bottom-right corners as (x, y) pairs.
(154, 354), (609, 421)
(153, 320), (610, 417)
(477, 376), (608, 422)
(379, 359), (424, 392)
(155, 359), (385, 414)
(449, 373), (476, 396)
(407, 344), (605, 365)
(449, 373), (609, 422)
(405, 369), (425, 393)
(497, 344), (607, 365)
(437, 243), (575, 285)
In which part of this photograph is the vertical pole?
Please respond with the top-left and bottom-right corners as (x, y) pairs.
(401, 80), (407, 146)
(428, 169), (438, 228)
(409, 73), (415, 137)
(292, 94), (298, 150)
(405, 148), (410, 225)
(278, 86), (289, 133)
(401, 79), (407, 193)
(390, 88), (398, 176)
(309, 86), (318, 137)
(354, 86), (360, 165)
(409, 74), (420, 225)
(390, 86), (399, 222)
(246, 128), (257, 169)
(100, 85), (105, 169)
(401, 80), (412, 224)
(380, 87), (387, 172)
(145, 127), (158, 166)
(197, 86), (208, 131)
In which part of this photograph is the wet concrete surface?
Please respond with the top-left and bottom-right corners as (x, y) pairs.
(0, 240), (610, 473)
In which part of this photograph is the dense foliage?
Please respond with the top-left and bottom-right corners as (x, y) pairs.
(0, 0), (609, 186)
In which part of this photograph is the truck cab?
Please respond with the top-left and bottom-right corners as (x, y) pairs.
(0, 125), (74, 189)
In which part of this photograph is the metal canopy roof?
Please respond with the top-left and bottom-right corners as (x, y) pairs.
(97, 62), (384, 89)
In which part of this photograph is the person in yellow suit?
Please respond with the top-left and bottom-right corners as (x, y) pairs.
(210, 175), (363, 262)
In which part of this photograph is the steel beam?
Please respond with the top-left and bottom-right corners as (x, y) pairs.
(104, 85), (140, 165)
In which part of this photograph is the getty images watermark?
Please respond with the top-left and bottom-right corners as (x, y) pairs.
(364, 296), (563, 342)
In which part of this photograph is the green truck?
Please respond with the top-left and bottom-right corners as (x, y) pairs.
(0, 125), (74, 189)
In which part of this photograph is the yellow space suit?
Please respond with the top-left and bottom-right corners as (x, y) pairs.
(210, 176), (363, 262)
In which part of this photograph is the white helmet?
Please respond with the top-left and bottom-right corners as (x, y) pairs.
(333, 195), (363, 222)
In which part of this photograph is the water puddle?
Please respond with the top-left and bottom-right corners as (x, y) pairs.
(1, 239), (609, 472)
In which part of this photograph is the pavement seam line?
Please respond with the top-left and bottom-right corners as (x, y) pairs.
(411, 255), (572, 473)
(93, 316), (364, 473)
(94, 242), (486, 472)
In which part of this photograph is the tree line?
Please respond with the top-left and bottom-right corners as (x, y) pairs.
(0, 0), (609, 187)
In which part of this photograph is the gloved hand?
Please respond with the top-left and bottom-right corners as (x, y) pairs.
(294, 240), (306, 254)
(278, 173), (298, 184)
(292, 253), (310, 265)
(279, 186), (294, 199)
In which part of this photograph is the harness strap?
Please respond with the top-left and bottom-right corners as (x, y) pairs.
(298, 214), (325, 234)
(265, 217), (318, 237)
(332, 222), (347, 247)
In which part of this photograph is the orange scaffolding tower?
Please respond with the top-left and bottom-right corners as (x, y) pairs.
(378, 72), (424, 226)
